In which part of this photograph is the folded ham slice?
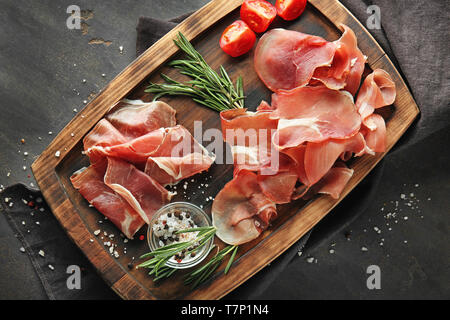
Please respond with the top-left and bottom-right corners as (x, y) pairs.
(145, 153), (215, 186)
(221, 109), (279, 174)
(70, 165), (145, 239)
(270, 86), (361, 149)
(106, 99), (176, 139)
(356, 69), (396, 127)
(104, 157), (172, 224)
(312, 24), (366, 95)
(254, 28), (336, 92)
(304, 133), (367, 185)
(361, 113), (387, 153)
(86, 128), (166, 166)
(303, 163), (354, 200)
(212, 170), (277, 245)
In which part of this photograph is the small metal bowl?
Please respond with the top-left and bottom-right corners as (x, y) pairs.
(147, 202), (213, 269)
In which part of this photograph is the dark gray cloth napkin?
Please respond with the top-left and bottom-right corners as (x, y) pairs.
(1, 0), (448, 300)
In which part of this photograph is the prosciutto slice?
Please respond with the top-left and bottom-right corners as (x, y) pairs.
(70, 165), (145, 239)
(361, 113), (387, 153)
(106, 99), (176, 139)
(270, 86), (361, 149)
(254, 28), (335, 92)
(212, 170), (277, 245)
(104, 157), (172, 224)
(304, 133), (367, 185)
(145, 153), (215, 186)
(86, 127), (166, 165)
(221, 109), (279, 174)
(303, 163), (354, 200)
(313, 24), (366, 95)
(356, 69), (396, 127)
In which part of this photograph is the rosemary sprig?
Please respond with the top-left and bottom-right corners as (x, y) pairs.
(145, 32), (245, 111)
(184, 245), (239, 289)
(138, 225), (239, 287)
(137, 226), (216, 281)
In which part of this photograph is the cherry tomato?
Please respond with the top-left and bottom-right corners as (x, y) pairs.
(276, 0), (307, 21)
(240, 0), (277, 33)
(220, 20), (256, 57)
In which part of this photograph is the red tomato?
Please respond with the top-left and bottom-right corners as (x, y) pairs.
(220, 20), (256, 57)
(240, 0), (277, 33)
(276, 0), (307, 21)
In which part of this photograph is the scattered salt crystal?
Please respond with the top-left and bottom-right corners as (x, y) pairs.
(48, 264), (54, 271)
(361, 246), (368, 252)
(55, 151), (61, 158)
(90, 239), (94, 243)
(400, 194), (406, 199)
(297, 251), (303, 257)
(329, 249), (335, 254)
(404, 216), (408, 220)
(23, 166), (27, 171)
(19, 247), (25, 253)
(4, 198), (9, 203)
(22, 221), (26, 225)
(23, 152), (28, 156)
(94, 229), (101, 236)
(48, 131), (53, 135)
(306, 257), (315, 263)
(38, 250), (45, 257)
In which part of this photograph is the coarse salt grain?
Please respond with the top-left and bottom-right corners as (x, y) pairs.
(38, 250), (45, 257)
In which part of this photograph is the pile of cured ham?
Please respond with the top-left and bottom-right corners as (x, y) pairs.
(71, 99), (215, 239)
(211, 25), (397, 245)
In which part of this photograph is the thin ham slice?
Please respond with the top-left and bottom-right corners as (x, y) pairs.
(70, 165), (145, 239)
(86, 127), (166, 166)
(303, 163), (354, 200)
(87, 125), (211, 167)
(356, 69), (396, 127)
(83, 119), (128, 167)
(106, 99), (176, 139)
(313, 24), (366, 95)
(104, 157), (172, 224)
(254, 28), (336, 92)
(83, 119), (127, 150)
(304, 133), (367, 185)
(270, 86), (361, 149)
(212, 170), (277, 245)
(361, 113), (387, 153)
(145, 152), (215, 186)
(221, 109), (279, 174)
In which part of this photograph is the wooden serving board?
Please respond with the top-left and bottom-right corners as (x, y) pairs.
(31, 0), (419, 299)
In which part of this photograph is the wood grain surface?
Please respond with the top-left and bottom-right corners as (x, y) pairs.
(31, 0), (419, 300)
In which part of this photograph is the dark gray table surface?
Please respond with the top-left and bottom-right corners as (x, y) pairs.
(0, 0), (448, 300)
